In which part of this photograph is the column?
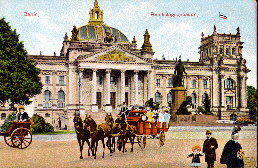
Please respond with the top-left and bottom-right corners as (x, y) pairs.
(120, 69), (126, 104)
(104, 69), (112, 112)
(147, 70), (155, 100)
(198, 76), (203, 106)
(134, 70), (139, 105)
(91, 69), (98, 112)
(240, 76), (247, 108)
(68, 65), (78, 109)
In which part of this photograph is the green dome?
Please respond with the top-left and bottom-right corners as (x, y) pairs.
(77, 25), (129, 43)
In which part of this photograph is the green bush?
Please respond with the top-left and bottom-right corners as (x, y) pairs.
(1, 112), (16, 131)
(30, 114), (54, 133)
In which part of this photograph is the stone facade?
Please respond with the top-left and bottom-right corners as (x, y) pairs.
(0, 0), (249, 129)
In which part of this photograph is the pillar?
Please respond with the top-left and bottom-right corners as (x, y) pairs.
(134, 70), (139, 105)
(120, 69), (126, 104)
(104, 69), (112, 112)
(91, 69), (98, 112)
(147, 70), (155, 100)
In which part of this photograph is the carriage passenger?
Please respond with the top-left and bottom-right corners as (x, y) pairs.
(146, 110), (154, 122)
(164, 111), (171, 127)
(17, 106), (30, 122)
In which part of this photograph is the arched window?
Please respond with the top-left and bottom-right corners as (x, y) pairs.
(191, 93), (197, 108)
(220, 47), (223, 54)
(1, 113), (6, 120)
(203, 79), (208, 89)
(155, 92), (161, 103)
(191, 80), (197, 88)
(167, 92), (172, 104)
(58, 90), (65, 108)
(232, 47), (236, 54)
(43, 90), (51, 108)
(224, 78), (235, 89)
(226, 48), (229, 55)
(95, 12), (99, 19)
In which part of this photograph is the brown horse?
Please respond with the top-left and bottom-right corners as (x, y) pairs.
(84, 115), (106, 159)
(73, 116), (91, 159)
(112, 116), (137, 153)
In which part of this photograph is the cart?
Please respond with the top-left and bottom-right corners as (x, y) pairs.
(126, 110), (169, 148)
(0, 121), (32, 149)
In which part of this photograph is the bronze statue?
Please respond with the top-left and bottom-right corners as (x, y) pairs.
(71, 26), (79, 41)
(173, 59), (187, 87)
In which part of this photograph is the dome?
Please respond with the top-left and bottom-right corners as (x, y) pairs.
(77, 25), (129, 43)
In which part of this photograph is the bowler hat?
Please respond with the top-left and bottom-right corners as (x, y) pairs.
(206, 130), (212, 135)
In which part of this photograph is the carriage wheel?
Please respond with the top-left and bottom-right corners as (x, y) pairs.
(11, 128), (32, 149)
(159, 131), (165, 147)
(4, 135), (16, 148)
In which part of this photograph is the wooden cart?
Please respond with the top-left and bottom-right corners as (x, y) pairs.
(127, 110), (169, 148)
(0, 121), (32, 149)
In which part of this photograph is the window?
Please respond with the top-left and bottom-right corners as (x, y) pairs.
(191, 80), (197, 88)
(226, 96), (234, 109)
(1, 113), (6, 120)
(226, 48), (229, 55)
(57, 90), (65, 108)
(232, 47), (236, 55)
(59, 76), (65, 85)
(45, 76), (50, 84)
(167, 92), (172, 104)
(191, 93), (197, 108)
(155, 92), (161, 102)
(110, 76), (116, 85)
(224, 78), (235, 89)
(98, 76), (103, 85)
(43, 90), (51, 108)
(125, 77), (129, 86)
(168, 78), (173, 87)
(156, 79), (160, 87)
(203, 79), (208, 89)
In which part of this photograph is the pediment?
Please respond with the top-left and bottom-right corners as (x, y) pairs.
(77, 47), (148, 63)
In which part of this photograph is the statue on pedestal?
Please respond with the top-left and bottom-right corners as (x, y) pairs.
(173, 59), (187, 87)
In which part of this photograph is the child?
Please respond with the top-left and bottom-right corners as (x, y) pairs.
(187, 145), (203, 168)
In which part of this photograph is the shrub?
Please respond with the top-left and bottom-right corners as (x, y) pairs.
(0, 112), (16, 131)
(30, 114), (54, 133)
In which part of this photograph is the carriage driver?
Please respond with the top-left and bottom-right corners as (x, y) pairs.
(119, 102), (128, 120)
(17, 106), (30, 122)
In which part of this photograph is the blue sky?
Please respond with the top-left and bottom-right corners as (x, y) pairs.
(0, 0), (257, 87)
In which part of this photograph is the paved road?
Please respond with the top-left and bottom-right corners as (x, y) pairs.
(0, 126), (256, 168)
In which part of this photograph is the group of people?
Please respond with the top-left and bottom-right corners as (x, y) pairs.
(188, 126), (244, 168)
(118, 102), (171, 127)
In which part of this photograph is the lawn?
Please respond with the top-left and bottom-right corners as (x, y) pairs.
(33, 130), (75, 135)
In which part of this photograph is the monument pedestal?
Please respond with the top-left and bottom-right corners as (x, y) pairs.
(170, 87), (187, 123)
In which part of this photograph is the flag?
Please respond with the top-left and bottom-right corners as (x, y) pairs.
(219, 12), (227, 19)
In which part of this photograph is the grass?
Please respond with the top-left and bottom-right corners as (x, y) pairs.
(33, 130), (75, 135)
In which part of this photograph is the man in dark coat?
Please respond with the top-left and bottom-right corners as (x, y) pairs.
(17, 107), (30, 121)
(202, 130), (218, 168)
(220, 132), (244, 168)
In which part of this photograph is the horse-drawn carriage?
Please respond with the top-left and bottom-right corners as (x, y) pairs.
(0, 121), (32, 149)
(126, 110), (168, 148)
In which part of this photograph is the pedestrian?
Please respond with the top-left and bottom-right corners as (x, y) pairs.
(153, 110), (159, 122)
(187, 145), (204, 168)
(164, 111), (171, 127)
(202, 130), (218, 168)
(158, 110), (165, 123)
(220, 132), (244, 168)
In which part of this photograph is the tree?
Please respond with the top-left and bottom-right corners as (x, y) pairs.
(30, 114), (54, 133)
(247, 86), (257, 120)
(0, 18), (42, 108)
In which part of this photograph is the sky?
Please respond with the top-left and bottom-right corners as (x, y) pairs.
(0, 0), (257, 87)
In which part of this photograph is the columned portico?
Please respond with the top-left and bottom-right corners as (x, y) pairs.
(91, 69), (98, 112)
